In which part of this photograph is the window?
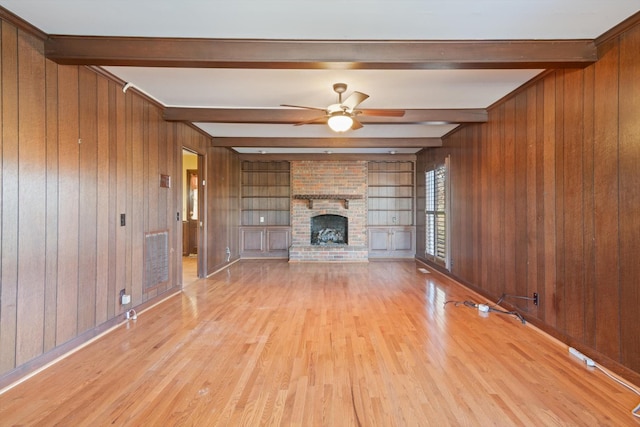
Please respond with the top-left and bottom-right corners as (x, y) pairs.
(425, 157), (449, 268)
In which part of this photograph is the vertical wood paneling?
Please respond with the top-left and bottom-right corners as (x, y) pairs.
(450, 133), (462, 276)
(488, 107), (503, 297)
(471, 127), (482, 284)
(55, 65), (80, 345)
(581, 65), (596, 347)
(478, 124), (489, 290)
(502, 99), (517, 298)
(95, 75), (110, 325)
(77, 67), (98, 334)
(44, 58), (59, 352)
(525, 85), (538, 312)
(554, 70), (566, 332)
(618, 25), (640, 372)
(1, 22), (19, 372)
(147, 106), (159, 235)
(0, 22), (241, 381)
(416, 23), (640, 378)
(562, 69), (585, 340)
(593, 42), (620, 359)
(513, 94), (528, 304)
(542, 75), (557, 325)
(534, 83), (545, 317)
(16, 30), (47, 364)
(115, 85), (128, 315)
(107, 81), (119, 319)
(130, 96), (144, 304)
(156, 119), (169, 294)
(157, 117), (168, 230)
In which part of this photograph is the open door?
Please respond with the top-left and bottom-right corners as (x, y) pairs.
(182, 149), (202, 286)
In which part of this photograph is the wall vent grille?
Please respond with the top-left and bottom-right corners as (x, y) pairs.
(145, 230), (169, 289)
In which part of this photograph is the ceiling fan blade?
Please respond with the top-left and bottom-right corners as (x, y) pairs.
(293, 115), (328, 126)
(358, 109), (406, 117)
(280, 104), (327, 112)
(351, 117), (364, 130)
(341, 91), (369, 110)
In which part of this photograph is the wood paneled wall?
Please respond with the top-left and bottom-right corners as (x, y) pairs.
(0, 20), (240, 382)
(417, 23), (640, 378)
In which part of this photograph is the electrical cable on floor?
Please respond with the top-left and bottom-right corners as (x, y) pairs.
(446, 298), (638, 416)
(444, 300), (525, 324)
(591, 364), (640, 418)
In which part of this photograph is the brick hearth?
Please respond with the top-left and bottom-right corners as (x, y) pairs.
(289, 161), (368, 262)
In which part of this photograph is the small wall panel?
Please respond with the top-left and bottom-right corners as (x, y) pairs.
(618, 24), (640, 372)
(593, 41), (620, 359)
(95, 75), (110, 326)
(1, 22), (20, 372)
(44, 58), (59, 352)
(16, 29), (47, 365)
(54, 65), (80, 346)
(77, 67), (98, 335)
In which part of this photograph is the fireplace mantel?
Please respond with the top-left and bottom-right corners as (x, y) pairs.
(293, 194), (364, 209)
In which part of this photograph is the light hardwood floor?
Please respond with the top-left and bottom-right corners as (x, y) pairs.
(1, 260), (638, 426)
(182, 255), (199, 286)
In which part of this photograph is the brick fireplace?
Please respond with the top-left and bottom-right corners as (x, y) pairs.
(289, 161), (368, 262)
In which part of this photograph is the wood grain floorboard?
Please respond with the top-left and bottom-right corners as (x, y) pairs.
(0, 260), (638, 426)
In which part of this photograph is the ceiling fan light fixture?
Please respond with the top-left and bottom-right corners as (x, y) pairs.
(327, 111), (353, 132)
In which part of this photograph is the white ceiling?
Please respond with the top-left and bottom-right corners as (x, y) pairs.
(2, 1), (639, 154)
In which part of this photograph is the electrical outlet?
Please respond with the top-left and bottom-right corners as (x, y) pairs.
(533, 292), (539, 306)
(120, 289), (131, 305)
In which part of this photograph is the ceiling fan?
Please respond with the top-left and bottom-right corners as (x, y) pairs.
(281, 83), (405, 132)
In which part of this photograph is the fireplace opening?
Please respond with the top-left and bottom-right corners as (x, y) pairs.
(311, 214), (348, 245)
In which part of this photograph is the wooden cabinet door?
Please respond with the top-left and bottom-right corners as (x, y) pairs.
(368, 226), (415, 258)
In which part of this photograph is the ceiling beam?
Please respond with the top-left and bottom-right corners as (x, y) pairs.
(163, 108), (487, 123)
(211, 137), (441, 148)
(238, 153), (417, 161)
(45, 37), (598, 69)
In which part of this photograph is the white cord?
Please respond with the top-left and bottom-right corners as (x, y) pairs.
(593, 364), (640, 418)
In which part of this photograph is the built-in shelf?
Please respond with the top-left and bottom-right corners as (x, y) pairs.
(241, 161), (290, 226)
(367, 161), (415, 226)
(293, 194), (364, 209)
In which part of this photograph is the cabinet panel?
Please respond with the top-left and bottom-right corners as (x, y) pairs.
(392, 229), (413, 251)
(240, 226), (290, 258)
(369, 229), (391, 251)
(241, 228), (264, 252)
(367, 226), (416, 258)
(267, 229), (290, 251)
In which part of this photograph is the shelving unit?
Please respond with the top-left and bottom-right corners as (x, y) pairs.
(241, 161), (290, 226)
(367, 161), (416, 258)
(240, 161), (291, 258)
(367, 161), (415, 226)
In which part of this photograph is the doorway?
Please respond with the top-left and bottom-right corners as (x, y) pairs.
(182, 149), (201, 286)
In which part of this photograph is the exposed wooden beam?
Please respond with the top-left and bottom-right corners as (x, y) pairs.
(45, 37), (598, 69)
(212, 137), (441, 148)
(238, 153), (417, 161)
(163, 108), (487, 124)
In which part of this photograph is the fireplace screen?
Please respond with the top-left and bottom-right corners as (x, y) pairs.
(310, 214), (348, 245)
